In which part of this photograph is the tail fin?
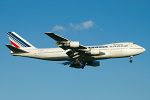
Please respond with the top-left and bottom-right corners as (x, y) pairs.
(7, 32), (36, 49)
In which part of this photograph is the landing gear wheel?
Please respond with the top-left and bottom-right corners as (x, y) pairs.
(130, 60), (132, 63)
(130, 56), (133, 63)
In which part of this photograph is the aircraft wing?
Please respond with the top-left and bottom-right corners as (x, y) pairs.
(45, 33), (87, 50)
(45, 32), (90, 59)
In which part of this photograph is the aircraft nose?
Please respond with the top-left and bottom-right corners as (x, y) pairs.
(139, 46), (146, 53)
(136, 47), (146, 55)
(142, 48), (146, 52)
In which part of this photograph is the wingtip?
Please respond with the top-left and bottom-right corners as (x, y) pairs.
(45, 32), (55, 36)
(45, 32), (54, 34)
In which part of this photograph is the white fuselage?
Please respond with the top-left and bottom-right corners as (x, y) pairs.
(11, 42), (145, 61)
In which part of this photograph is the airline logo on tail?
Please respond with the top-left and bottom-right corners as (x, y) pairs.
(7, 32), (35, 48)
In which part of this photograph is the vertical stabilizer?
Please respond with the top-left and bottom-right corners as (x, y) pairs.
(7, 32), (36, 49)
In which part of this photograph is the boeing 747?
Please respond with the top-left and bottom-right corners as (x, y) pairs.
(6, 32), (145, 69)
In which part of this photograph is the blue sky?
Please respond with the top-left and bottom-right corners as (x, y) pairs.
(0, 0), (150, 100)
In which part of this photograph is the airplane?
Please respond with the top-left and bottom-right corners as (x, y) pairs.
(6, 32), (146, 69)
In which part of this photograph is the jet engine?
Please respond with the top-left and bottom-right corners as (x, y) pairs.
(86, 61), (100, 67)
(86, 49), (101, 55)
(64, 41), (79, 48)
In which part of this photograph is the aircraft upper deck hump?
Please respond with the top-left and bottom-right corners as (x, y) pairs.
(7, 32), (36, 49)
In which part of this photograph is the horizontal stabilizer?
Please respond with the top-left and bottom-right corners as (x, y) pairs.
(6, 44), (28, 53)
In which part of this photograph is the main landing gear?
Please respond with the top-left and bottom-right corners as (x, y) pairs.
(130, 56), (133, 63)
(80, 59), (86, 69)
(74, 59), (86, 69)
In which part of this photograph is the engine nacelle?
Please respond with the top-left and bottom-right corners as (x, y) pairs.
(70, 41), (79, 47)
(64, 41), (79, 48)
(86, 61), (100, 67)
(86, 49), (100, 55)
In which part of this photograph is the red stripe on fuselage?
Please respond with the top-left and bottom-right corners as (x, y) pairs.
(10, 41), (20, 48)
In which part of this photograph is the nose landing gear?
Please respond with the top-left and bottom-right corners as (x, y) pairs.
(130, 56), (133, 63)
